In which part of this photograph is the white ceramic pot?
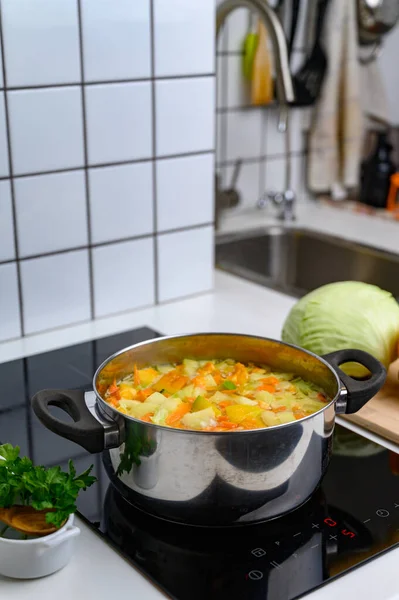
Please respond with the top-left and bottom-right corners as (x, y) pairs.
(0, 514), (80, 579)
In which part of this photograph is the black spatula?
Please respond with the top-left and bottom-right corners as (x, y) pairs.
(291, 0), (331, 106)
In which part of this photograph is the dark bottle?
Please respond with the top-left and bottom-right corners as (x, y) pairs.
(360, 131), (396, 209)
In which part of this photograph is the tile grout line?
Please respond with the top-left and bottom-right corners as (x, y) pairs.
(149, 0), (159, 305)
(0, 72), (216, 92)
(0, 149), (216, 181)
(0, 4), (25, 336)
(0, 222), (216, 268)
(77, 0), (95, 320)
(219, 10), (229, 185)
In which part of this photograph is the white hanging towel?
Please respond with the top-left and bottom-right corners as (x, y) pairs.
(308, 0), (362, 196)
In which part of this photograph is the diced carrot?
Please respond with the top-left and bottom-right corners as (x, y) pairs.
(317, 393), (327, 402)
(261, 376), (279, 385)
(259, 401), (271, 410)
(217, 421), (238, 429)
(272, 406), (287, 413)
(240, 417), (261, 429)
(134, 364), (140, 386)
(230, 363), (248, 386)
(213, 372), (222, 385)
(257, 383), (276, 393)
(153, 371), (188, 393)
(294, 410), (306, 420)
(108, 379), (119, 395)
(218, 400), (233, 408)
(136, 388), (154, 402)
(140, 413), (153, 422)
(192, 375), (208, 387)
(198, 362), (215, 375)
(166, 403), (191, 425)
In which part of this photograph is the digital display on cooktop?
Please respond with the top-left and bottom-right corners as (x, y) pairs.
(0, 326), (398, 600)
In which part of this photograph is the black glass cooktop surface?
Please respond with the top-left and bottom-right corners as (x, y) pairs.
(0, 326), (398, 599)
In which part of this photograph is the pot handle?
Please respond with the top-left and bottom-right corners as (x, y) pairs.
(32, 389), (107, 453)
(322, 349), (386, 414)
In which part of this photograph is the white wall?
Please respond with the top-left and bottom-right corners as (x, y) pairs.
(0, 0), (216, 341)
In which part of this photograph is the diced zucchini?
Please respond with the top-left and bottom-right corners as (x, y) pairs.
(176, 384), (204, 400)
(261, 411), (280, 427)
(151, 407), (169, 425)
(119, 399), (140, 411)
(208, 391), (231, 404)
(181, 407), (216, 430)
(249, 373), (267, 382)
(163, 397), (182, 411)
(254, 391), (274, 404)
(182, 359), (199, 377)
(145, 392), (167, 405)
(156, 364), (174, 374)
(276, 411), (295, 424)
(204, 374), (217, 387)
(192, 396), (211, 412)
(233, 396), (258, 406)
(129, 402), (158, 418)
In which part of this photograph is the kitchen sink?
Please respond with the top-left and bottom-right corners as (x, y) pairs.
(216, 227), (399, 298)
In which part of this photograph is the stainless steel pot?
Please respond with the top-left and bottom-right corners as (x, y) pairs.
(31, 334), (386, 526)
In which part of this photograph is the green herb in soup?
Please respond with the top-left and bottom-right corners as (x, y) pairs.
(103, 359), (330, 431)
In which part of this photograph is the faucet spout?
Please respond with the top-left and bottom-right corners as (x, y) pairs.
(216, 0), (295, 106)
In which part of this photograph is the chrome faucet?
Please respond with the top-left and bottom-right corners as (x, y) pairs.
(216, 0), (296, 224)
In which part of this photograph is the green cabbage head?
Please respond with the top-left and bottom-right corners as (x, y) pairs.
(281, 281), (399, 370)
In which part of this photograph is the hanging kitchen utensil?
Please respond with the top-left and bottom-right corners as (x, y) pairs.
(357, 0), (399, 63)
(242, 12), (258, 80)
(358, 0), (399, 45)
(288, 0), (301, 56)
(251, 17), (274, 105)
(291, 0), (331, 106)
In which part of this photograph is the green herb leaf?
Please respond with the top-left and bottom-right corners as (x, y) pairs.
(223, 380), (237, 390)
(0, 443), (97, 532)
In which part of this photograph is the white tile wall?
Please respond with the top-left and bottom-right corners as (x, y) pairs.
(8, 87), (84, 175)
(225, 161), (261, 212)
(14, 171), (88, 257)
(0, 91), (9, 177)
(0, 262), (21, 341)
(0, 30), (3, 88)
(20, 250), (91, 335)
(2, 0), (81, 87)
(157, 226), (214, 302)
(89, 162), (153, 244)
(0, 179), (15, 262)
(92, 238), (155, 317)
(153, 0), (215, 77)
(0, 0), (216, 340)
(155, 77), (215, 156)
(81, 0), (151, 82)
(225, 109), (263, 161)
(156, 153), (214, 231)
(85, 82), (152, 164)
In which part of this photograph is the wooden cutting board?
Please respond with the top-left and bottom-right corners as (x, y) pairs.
(344, 359), (399, 444)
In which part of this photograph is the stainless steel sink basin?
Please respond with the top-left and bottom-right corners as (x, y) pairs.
(216, 227), (399, 298)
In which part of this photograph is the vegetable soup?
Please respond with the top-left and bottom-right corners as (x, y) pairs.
(103, 359), (330, 431)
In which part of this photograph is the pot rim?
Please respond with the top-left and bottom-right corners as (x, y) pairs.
(91, 332), (343, 436)
(0, 513), (74, 545)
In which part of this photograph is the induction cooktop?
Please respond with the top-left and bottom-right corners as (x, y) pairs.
(0, 326), (398, 600)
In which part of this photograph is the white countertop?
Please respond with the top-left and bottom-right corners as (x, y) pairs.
(1, 204), (398, 599)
